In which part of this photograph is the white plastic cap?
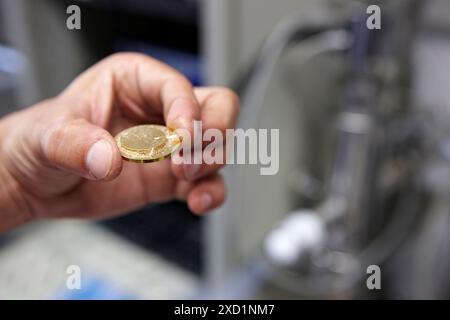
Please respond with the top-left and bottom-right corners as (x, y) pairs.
(264, 210), (326, 267)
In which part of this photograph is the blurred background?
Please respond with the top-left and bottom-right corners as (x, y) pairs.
(0, 0), (448, 299)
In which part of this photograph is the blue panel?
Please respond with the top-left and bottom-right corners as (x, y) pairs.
(55, 274), (136, 300)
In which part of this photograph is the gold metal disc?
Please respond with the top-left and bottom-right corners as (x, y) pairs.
(115, 125), (182, 163)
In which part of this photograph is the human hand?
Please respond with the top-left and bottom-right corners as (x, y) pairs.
(0, 53), (239, 232)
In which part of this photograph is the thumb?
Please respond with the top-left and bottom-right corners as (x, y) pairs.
(40, 119), (122, 181)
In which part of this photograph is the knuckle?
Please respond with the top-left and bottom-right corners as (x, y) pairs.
(218, 87), (239, 100)
(164, 73), (191, 89)
(216, 87), (240, 112)
(42, 123), (67, 161)
(107, 52), (147, 64)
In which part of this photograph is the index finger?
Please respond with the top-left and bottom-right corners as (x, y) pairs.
(68, 53), (202, 133)
(124, 53), (201, 133)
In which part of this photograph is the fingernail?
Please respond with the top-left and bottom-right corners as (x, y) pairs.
(171, 116), (190, 131)
(184, 163), (202, 180)
(86, 140), (113, 180)
(200, 193), (213, 211)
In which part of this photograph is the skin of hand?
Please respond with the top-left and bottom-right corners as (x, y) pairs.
(0, 53), (239, 233)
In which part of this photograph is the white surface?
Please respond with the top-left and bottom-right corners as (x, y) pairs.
(264, 210), (325, 266)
